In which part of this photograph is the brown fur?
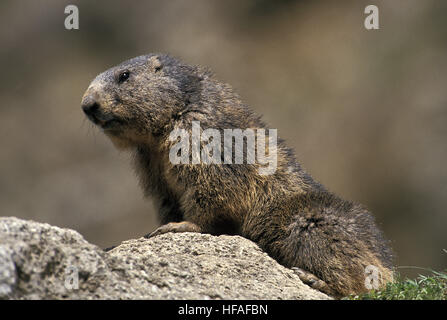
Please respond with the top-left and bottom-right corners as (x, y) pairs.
(81, 54), (393, 297)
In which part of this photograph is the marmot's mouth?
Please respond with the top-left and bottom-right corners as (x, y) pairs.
(101, 119), (125, 131)
(86, 112), (124, 131)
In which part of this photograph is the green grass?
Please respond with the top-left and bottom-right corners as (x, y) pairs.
(346, 269), (447, 300)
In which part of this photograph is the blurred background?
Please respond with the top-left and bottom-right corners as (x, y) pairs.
(0, 0), (446, 278)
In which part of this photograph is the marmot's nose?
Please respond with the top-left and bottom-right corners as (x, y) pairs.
(81, 96), (100, 116)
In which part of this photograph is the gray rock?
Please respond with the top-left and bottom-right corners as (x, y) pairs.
(0, 217), (330, 300)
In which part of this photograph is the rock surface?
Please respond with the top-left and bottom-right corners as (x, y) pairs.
(0, 217), (330, 300)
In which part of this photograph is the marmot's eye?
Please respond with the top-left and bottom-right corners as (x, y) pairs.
(118, 71), (130, 83)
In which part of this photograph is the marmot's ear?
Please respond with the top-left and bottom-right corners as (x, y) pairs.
(147, 55), (163, 73)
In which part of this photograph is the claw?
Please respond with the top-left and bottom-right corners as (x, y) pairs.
(144, 221), (201, 239)
(292, 267), (333, 295)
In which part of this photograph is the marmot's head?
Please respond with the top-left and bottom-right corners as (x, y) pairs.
(81, 54), (203, 149)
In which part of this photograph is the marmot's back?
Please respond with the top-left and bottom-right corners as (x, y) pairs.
(81, 54), (393, 297)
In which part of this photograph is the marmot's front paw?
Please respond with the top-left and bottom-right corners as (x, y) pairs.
(144, 221), (202, 238)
